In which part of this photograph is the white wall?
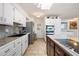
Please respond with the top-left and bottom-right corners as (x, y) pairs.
(13, 4), (46, 39)
(45, 18), (62, 37)
(45, 17), (78, 39)
(61, 19), (77, 39)
(33, 18), (45, 39)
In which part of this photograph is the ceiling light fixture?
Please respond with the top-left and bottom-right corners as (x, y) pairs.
(34, 3), (52, 10)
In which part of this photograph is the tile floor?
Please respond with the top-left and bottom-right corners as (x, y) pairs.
(24, 39), (47, 56)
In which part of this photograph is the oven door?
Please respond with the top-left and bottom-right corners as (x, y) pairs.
(46, 25), (55, 35)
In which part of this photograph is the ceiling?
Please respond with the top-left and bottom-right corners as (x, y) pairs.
(18, 3), (79, 19)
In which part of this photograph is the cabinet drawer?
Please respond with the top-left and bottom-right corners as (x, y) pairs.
(11, 51), (17, 56)
(64, 53), (70, 56)
(15, 39), (21, 46)
(13, 47), (21, 56)
(0, 43), (14, 56)
(55, 52), (59, 56)
(47, 37), (51, 42)
(50, 40), (54, 47)
(5, 49), (15, 56)
(47, 38), (54, 47)
(55, 45), (64, 56)
(12, 51), (21, 56)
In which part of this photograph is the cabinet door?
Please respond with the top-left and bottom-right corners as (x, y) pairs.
(14, 38), (22, 56)
(21, 35), (28, 55)
(18, 12), (26, 27)
(47, 43), (54, 56)
(0, 3), (3, 18)
(4, 3), (14, 25)
(55, 44), (64, 56)
(47, 36), (55, 56)
(13, 46), (21, 56)
(21, 37), (26, 55)
(21, 16), (26, 27)
(14, 8), (21, 24)
(0, 3), (4, 24)
(0, 42), (14, 56)
(45, 19), (55, 25)
(47, 43), (51, 56)
(50, 45), (54, 56)
(47, 39), (54, 56)
(15, 38), (21, 47)
(25, 35), (28, 48)
(23, 17), (26, 27)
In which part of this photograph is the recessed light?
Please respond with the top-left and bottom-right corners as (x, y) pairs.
(73, 42), (78, 46)
(34, 3), (52, 10)
(32, 12), (44, 18)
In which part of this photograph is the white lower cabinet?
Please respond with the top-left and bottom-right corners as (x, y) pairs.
(0, 41), (15, 56)
(5, 49), (15, 56)
(0, 34), (29, 56)
(21, 35), (28, 55)
(14, 38), (22, 56)
(12, 46), (21, 56)
(21, 36), (26, 55)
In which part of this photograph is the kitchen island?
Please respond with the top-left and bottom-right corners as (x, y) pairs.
(46, 35), (79, 56)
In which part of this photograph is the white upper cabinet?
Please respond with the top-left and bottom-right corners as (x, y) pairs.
(14, 8), (26, 27)
(20, 14), (26, 27)
(0, 3), (4, 24)
(22, 17), (26, 27)
(0, 3), (26, 26)
(14, 8), (21, 24)
(45, 19), (55, 25)
(4, 4), (14, 25)
(0, 3), (3, 19)
(0, 3), (14, 25)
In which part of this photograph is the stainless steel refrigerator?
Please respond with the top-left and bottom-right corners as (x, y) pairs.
(26, 22), (36, 44)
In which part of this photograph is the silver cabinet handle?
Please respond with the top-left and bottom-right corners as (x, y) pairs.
(4, 49), (10, 53)
(12, 52), (16, 56)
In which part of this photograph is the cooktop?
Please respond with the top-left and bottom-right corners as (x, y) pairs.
(56, 39), (79, 54)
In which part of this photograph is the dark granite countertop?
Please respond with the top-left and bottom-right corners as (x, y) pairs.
(0, 37), (19, 47)
(47, 35), (79, 56)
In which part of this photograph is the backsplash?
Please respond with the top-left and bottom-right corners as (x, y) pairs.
(0, 26), (13, 39)
(13, 26), (20, 35)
